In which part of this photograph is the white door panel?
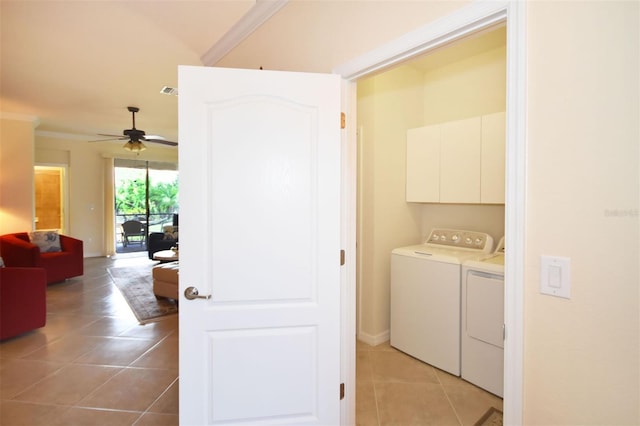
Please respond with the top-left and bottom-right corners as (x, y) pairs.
(209, 97), (317, 303)
(178, 66), (341, 425)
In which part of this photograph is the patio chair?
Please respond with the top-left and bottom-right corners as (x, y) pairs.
(122, 220), (146, 247)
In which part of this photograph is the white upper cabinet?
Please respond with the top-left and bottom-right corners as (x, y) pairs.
(480, 112), (506, 204)
(440, 117), (482, 203)
(406, 125), (441, 202)
(406, 112), (505, 204)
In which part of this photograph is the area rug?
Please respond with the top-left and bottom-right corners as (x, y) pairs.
(474, 407), (503, 426)
(108, 265), (178, 324)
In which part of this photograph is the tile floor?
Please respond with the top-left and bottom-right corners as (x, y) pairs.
(1, 255), (178, 426)
(1, 254), (502, 426)
(356, 341), (503, 426)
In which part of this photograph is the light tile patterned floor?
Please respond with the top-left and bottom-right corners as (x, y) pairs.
(0, 255), (178, 426)
(356, 340), (503, 426)
(1, 254), (501, 425)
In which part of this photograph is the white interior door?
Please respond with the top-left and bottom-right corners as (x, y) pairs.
(178, 66), (342, 425)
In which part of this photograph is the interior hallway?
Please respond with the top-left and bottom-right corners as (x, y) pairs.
(1, 254), (501, 425)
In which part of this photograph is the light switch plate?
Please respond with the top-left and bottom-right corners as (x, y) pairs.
(540, 256), (571, 299)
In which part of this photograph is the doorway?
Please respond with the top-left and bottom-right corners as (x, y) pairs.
(34, 165), (68, 233)
(114, 159), (179, 254)
(337, 2), (526, 424)
(355, 25), (506, 344)
(353, 25), (507, 424)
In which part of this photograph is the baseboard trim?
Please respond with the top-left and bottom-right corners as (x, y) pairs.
(357, 330), (390, 347)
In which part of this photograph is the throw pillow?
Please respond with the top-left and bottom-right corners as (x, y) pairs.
(28, 231), (62, 253)
(163, 226), (179, 240)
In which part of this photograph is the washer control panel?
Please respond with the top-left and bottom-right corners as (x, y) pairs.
(426, 229), (493, 252)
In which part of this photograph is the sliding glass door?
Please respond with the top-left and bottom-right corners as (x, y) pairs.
(114, 159), (178, 253)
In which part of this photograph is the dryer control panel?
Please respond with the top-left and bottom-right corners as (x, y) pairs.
(425, 229), (493, 253)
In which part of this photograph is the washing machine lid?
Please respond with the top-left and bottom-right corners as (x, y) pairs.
(392, 244), (489, 265)
(392, 229), (494, 265)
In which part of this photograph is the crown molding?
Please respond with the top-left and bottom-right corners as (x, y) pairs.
(201, 0), (288, 66)
(333, 1), (508, 81)
(0, 112), (40, 127)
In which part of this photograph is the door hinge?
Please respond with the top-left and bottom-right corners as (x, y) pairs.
(340, 249), (345, 266)
(340, 383), (345, 400)
(340, 112), (346, 129)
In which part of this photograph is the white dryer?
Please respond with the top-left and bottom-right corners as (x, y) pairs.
(461, 237), (505, 397)
(390, 229), (493, 376)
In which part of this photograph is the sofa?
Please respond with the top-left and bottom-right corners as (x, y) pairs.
(148, 213), (179, 259)
(147, 232), (177, 259)
(0, 232), (84, 284)
(0, 267), (47, 340)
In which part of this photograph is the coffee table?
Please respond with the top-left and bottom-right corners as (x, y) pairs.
(153, 249), (179, 263)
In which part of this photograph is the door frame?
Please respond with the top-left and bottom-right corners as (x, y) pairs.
(335, 1), (526, 424)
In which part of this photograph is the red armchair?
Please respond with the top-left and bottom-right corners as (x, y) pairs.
(0, 267), (47, 340)
(0, 232), (83, 284)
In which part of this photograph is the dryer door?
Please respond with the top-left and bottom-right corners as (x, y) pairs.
(465, 271), (504, 348)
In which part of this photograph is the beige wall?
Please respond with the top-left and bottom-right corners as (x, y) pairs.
(0, 116), (37, 234)
(1, 119), (178, 254)
(525, 2), (639, 424)
(423, 44), (507, 124)
(356, 66), (424, 342)
(217, 1), (471, 73)
(1, 1), (637, 423)
(34, 135), (177, 257)
(356, 30), (507, 342)
(232, 1), (639, 422)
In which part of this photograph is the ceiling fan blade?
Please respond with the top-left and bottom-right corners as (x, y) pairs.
(89, 135), (127, 142)
(97, 133), (126, 138)
(145, 138), (178, 146)
(143, 135), (178, 146)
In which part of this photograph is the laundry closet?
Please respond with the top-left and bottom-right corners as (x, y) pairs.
(355, 26), (506, 354)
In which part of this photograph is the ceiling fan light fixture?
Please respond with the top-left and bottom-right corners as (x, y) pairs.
(123, 140), (146, 152)
(92, 107), (177, 148)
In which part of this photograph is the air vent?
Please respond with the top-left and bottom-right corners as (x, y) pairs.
(160, 86), (178, 96)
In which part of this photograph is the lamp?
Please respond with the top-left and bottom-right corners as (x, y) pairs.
(123, 140), (146, 152)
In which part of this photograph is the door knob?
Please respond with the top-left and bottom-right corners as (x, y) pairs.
(184, 286), (211, 300)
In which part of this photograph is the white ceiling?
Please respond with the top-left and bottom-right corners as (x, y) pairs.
(1, 1), (503, 150)
(1, 0), (259, 145)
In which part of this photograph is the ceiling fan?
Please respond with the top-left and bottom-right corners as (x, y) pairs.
(92, 106), (178, 152)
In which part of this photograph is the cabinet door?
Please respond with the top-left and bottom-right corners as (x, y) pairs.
(440, 117), (481, 203)
(481, 112), (506, 204)
(406, 125), (441, 202)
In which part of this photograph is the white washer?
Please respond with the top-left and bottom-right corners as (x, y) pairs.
(462, 237), (505, 397)
(390, 229), (493, 376)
